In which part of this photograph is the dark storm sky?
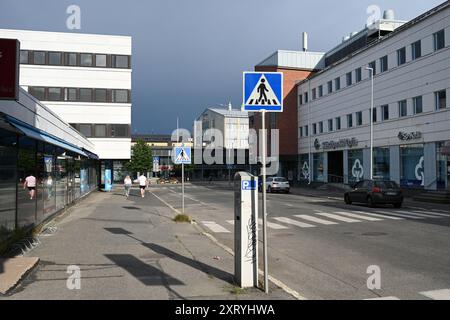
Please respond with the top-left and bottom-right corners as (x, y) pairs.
(0, 0), (443, 134)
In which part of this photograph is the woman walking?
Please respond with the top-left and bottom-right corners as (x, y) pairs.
(124, 175), (132, 198)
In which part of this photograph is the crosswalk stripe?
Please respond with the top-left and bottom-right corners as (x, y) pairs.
(333, 211), (382, 222)
(258, 219), (289, 230)
(412, 211), (450, 217)
(352, 211), (404, 220)
(201, 221), (231, 233)
(273, 217), (315, 228)
(314, 212), (360, 223)
(394, 211), (443, 218)
(431, 209), (450, 214)
(364, 296), (400, 300)
(294, 215), (338, 225)
(375, 211), (424, 219)
(420, 289), (450, 300)
(226, 220), (234, 225)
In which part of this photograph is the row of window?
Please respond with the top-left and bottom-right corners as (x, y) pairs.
(28, 87), (131, 104)
(299, 90), (447, 137)
(69, 123), (131, 138)
(299, 29), (446, 105)
(20, 50), (131, 69)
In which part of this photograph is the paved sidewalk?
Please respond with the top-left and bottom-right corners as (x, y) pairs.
(0, 188), (292, 300)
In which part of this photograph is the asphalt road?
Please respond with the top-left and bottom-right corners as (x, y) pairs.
(150, 183), (450, 300)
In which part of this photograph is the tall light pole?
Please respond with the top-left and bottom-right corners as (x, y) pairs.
(307, 79), (312, 184)
(365, 67), (374, 180)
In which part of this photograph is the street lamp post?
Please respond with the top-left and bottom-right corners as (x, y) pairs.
(365, 67), (374, 180)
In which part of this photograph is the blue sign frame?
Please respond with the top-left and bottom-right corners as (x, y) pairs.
(173, 147), (192, 164)
(242, 72), (283, 112)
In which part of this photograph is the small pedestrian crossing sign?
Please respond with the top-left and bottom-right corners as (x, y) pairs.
(243, 72), (283, 112)
(173, 146), (191, 164)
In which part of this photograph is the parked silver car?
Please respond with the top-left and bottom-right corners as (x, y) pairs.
(266, 177), (290, 193)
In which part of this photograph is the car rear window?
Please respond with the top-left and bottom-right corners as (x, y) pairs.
(275, 178), (287, 182)
(374, 181), (399, 189)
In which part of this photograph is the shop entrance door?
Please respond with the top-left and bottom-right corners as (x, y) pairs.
(328, 151), (344, 183)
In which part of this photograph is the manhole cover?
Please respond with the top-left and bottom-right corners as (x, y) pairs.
(362, 232), (387, 236)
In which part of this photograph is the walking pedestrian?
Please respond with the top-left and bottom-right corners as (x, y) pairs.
(24, 174), (36, 200)
(138, 174), (148, 198)
(124, 175), (132, 198)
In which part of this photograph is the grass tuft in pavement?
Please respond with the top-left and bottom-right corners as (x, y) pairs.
(173, 214), (192, 223)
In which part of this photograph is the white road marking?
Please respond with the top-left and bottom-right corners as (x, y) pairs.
(394, 211), (443, 219)
(420, 289), (450, 300)
(352, 211), (404, 220)
(333, 211), (382, 221)
(375, 211), (424, 219)
(411, 211), (450, 217)
(431, 208), (450, 214)
(258, 218), (289, 230)
(226, 220), (234, 225)
(364, 296), (400, 300)
(273, 217), (315, 228)
(313, 212), (360, 223)
(201, 221), (231, 233)
(294, 215), (338, 225)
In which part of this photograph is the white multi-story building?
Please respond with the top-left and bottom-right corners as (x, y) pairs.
(297, 2), (450, 191)
(194, 104), (250, 150)
(0, 29), (132, 182)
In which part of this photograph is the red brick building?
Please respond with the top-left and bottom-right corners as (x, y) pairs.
(250, 50), (324, 182)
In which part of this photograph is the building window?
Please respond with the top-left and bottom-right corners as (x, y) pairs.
(327, 80), (333, 94)
(346, 72), (352, 86)
(64, 88), (77, 101)
(299, 94), (303, 106)
(79, 124), (92, 137)
(48, 52), (62, 65)
(33, 51), (46, 65)
(313, 153), (325, 182)
(335, 117), (341, 130)
(398, 100), (407, 117)
(312, 88), (317, 100)
(305, 125), (308, 137)
(435, 90), (447, 110)
(113, 89), (129, 103)
(355, 68), (362, 83)
(112, 55), (129, 68)
(79, 88), (93, 102)
(65, 52), (78, 66)
(433, 29), (445, 51)
(80, 53), (93, 67)
(373, 147), (390, 180)
(380, 55), (388, 73)
(347, 114), (353, 128)
(381, 104), (389, 121)
(299, 127), (303, 138)
(368, 61), (376, 75)
(328, 119), (333, 132)
(356, 111), (363, 126)
(400, 145), (424, 187)
(20, 50), (29, 64)
(348, 149), (364, 184)
(48, 88), (62, 101)
(29, 87), (46, 100)
(304, 92), (309, 103)
(397, 47), (406, 66)
(319, 121), (323, 134)
(312, 123), (317, 135)
(94, 124), (107, 137)
(411, 40), (421, 60)
(94, 89), (107, 102)
(318, 85), (323, 97)
(372, 108), (377, 123)
(413, 96), (423, 114)
(335, 77), (341, 91)
(111, 124), (129, 138)
(95, 54), (107, 67)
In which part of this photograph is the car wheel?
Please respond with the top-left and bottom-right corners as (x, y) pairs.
(367, 196), (375, 208)
(393, 202), (402, 208)
(344, 194), (352, 205)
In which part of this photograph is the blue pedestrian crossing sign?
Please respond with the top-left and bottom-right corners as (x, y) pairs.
(173, 146), (191, 164)
(243, 72), (283, 112)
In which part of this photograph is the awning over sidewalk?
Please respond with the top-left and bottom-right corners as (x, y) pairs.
(6, 116), (98, 159)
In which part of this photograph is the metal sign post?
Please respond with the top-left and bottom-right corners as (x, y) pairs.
(173, 145), (191, 214)
(243, 71), (283, 294)
(182, 162), (185, 214)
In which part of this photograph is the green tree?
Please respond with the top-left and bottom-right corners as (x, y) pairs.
(124, 139), (152, 175)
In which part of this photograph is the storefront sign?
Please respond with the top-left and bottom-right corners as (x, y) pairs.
(0, 39), (20, 100)
(315, 138), (358, 150)
(398, 131), (422, 141)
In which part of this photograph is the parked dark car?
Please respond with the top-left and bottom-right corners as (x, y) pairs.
(344, 180), (403, 208)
